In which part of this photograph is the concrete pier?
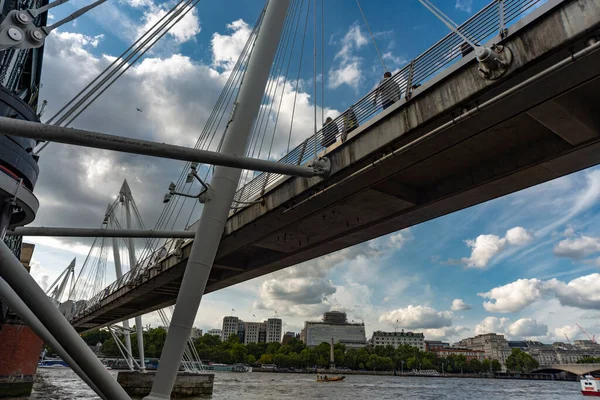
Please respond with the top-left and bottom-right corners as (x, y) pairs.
(117, 371), (214, 398)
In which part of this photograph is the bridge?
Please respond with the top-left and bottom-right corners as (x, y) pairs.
(534, 364), (600, 376)
(67, 0), (600, 331)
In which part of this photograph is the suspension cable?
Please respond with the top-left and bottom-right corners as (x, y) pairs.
(355, 0), (387, 72)
(286, 0), (311, 154)
(312, 0), (317, 159)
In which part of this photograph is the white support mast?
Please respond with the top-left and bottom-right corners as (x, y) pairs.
(143, 0), (292, 398)
(122, 181), (146, 371)
(109, 211), (134, 367)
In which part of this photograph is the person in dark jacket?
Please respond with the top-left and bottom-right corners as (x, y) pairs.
(321, 117), (339, 148)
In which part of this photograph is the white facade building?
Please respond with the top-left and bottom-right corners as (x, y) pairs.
(302, 312), (366, 349)
(266, 318), (282, 343)
(244, 322), (263, 345)
(221, 316), (239, 341)
(372, 330), (425, 350)
(221, 316), (282, 344)
(207, 329), (222, 337)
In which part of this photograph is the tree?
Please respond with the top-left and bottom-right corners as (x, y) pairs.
(80, 329), (111, 346)
(247, 354), (257, 365)
(100, 336), (120, 357)
(468, 359), (482, 373)
(258, 354), (273, 365)
(491, 359), (502, 372)
(506, 349), (538, 373)
(230, 343), (247, 363)
(265, 342), (281, 355)
(482, 358), (491, 372)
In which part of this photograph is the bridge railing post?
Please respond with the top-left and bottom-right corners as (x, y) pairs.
(498, 0), (506, 38)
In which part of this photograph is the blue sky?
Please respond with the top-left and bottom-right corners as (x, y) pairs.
(25, 0), (600, 344)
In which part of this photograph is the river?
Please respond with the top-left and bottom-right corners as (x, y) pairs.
(22, 368), (582, 399)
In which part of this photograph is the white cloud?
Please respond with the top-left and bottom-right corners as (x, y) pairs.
(507, 318), (548, 338)
(553, 325), (586, 342)
(136, 3), (201, 45)
(460, 226), (533, 268)
(479, 274), (600, 313)
(479, 278), (547, 313)
(475, 316), (509, 335)
(211, 19), (252, 70)
(328, 23), (368, 90)
(451, 298), (472, 311)
(554, 235), (600, 259)
(505, 227), (534, 246)
(422, 326), (469, 341)
(379, 305), (453, 329)
(455, 0), (473, 13)
(547, 274), (600, 310)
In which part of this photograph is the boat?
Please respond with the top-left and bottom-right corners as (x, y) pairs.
(581, 375), (600, 397)
(317, 375), (345, 382)
(38, 359), (69, 368)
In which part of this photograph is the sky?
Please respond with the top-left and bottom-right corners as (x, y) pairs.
(21, 0), (600, 345)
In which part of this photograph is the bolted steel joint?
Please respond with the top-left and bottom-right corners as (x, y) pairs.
(475, 44), (513, 80)
(309, 157), (332, 177)
(29, 29), (44, 42)
(7, 27), (23, 42)
(14, 11), (30, 25)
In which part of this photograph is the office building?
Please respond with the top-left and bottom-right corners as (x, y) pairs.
(207, 329), (222, 337)
(190, 328), (203, 339)
(302, 311), (366, 349)
(435, 347), (485, 361)
(455, 333), (512, 365)
(220, 316), (282, 344)
(221, 316), (239, 341)
(425, 340), (450, 351)
(282, 332), (296, 345)
(266, 318), (282, 343)
(372, 330), (425, 351)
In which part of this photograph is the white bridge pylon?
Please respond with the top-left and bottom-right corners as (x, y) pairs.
(105, 180), (146, 371)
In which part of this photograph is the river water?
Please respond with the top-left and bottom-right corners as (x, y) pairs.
(22, 368), (582, 399)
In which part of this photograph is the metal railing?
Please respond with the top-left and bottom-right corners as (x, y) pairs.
(232, 0), (545, 208)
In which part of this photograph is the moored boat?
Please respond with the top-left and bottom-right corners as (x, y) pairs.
(581, 375), (600, 397)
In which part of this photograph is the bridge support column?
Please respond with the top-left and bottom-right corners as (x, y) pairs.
(0, 278), (107, 400)
(124, 195), (145, 371)
(0, 241), (130, 399)
(143, 0), (291, 398)
(109, 213), (134, 368)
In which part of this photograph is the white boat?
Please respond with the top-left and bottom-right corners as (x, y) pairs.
(581, 375), (600, 397)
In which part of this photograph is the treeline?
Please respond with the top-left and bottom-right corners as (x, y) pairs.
(81, 330), (504, 373)
(578, 356), (600, 364)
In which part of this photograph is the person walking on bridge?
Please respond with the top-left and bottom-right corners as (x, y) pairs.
(321, 117), (339, 148)
(341, 106), (358, 142)
(373, 71), (401, 110)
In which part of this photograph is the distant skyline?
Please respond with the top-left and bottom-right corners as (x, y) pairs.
(23, 0), (599, 344)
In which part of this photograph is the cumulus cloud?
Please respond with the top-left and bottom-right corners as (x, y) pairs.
(547, 274), (600, 310)
(479, 278), (547, 313)
(451, 298), (472, 311)
(507, 318), (548, 337)
(553, 235), (600, 259)
(422, 326), (469, 341)
(328, 22), (368, 90)
(379, 305), (453, 329)
(211, 19), (253, 70)
(254, 232), (405, 317)
(455, 0), (473, 13)
(475, 316), (509, 335)
(460, 226), (533, 268)
(475, 316), (548, 338)
(479, 274), (600, 313)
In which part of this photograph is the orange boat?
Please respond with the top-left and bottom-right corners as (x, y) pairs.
(316, 375), (345, 382)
